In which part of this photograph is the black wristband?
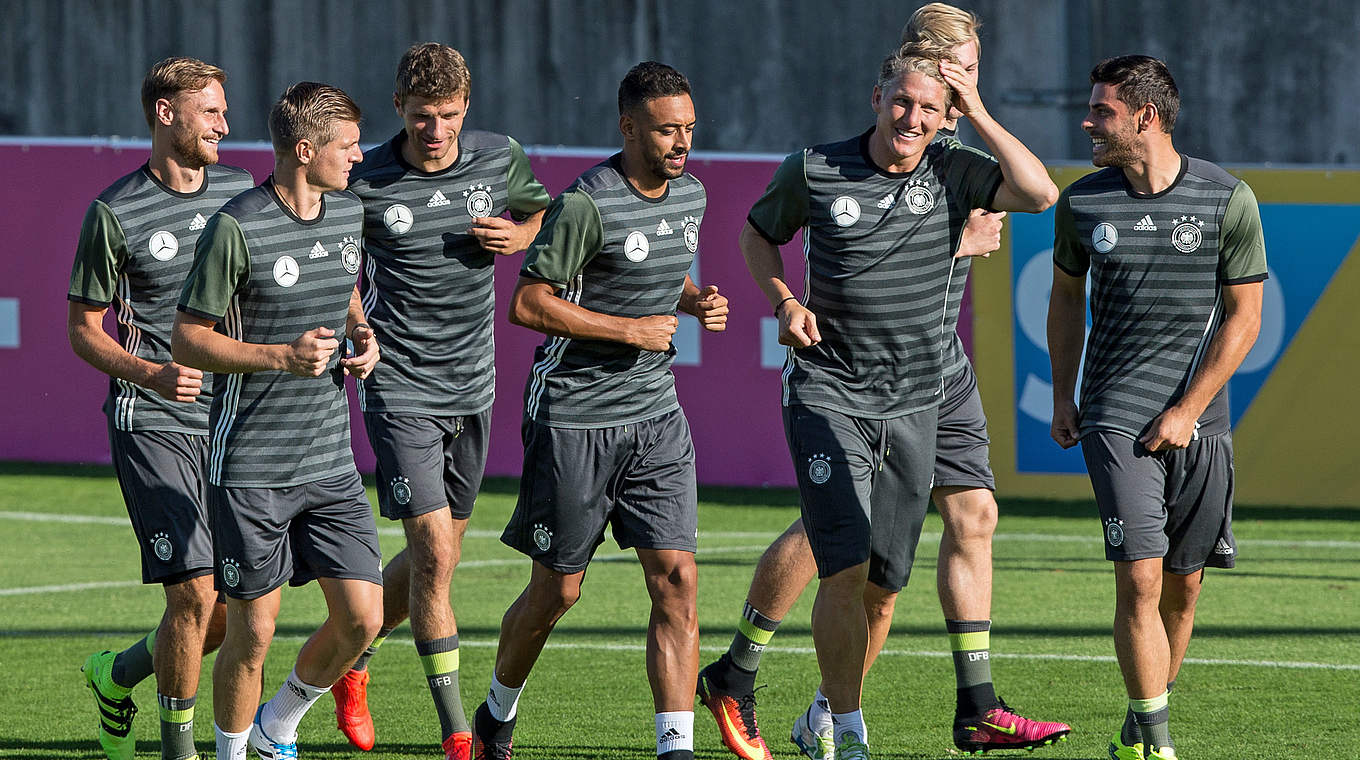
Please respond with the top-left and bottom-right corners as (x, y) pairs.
(774, 296), (798, 315)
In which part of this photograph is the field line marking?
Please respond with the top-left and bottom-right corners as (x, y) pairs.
(5, 510), (1357, 550)
(0, 580), (141, 596)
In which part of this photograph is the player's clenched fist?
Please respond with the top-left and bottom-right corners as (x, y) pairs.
(692, 285), (729, 332)
(283, 326), (340, 377)
(777, 300), (821, 348)
(628, 315), (678, 352)
(150, 362), (204, 403)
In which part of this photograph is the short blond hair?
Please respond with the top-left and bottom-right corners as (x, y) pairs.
(268, 82), (362, 156)
(395, 43), (471, 105)
(901, 3), (981, 56)
(140, 57), (226, 130)
(879, 42), (959, 109)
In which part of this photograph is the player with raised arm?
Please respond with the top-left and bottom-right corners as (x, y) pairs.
(338, 42), (550, 760)
(69, 57), (252, 760)
(171, 82), (384, 760)
(1048, 55), (1266, 760)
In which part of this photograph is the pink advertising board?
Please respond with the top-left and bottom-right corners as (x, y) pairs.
(0, 138), (972, 487)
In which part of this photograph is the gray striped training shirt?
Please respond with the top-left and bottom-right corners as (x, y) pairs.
(749, 130), (1002, 418)
(1053, 155), (1268, 438)
(520, 154), (705, 428)
(69, 163), (254, 433)
(178, 179), (365, 488)
(349, 130), (550, 415)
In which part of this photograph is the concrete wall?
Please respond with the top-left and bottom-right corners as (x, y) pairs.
(2, 0), (1357, 164)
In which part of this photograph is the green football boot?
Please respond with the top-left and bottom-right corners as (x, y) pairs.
(82, 650), (137, 760)
(1108, 733), (1144, 760)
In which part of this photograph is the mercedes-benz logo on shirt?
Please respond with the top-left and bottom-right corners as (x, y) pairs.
(149, 230), (179, 261)
(1092, 222), (1118, 253)
(383, 203), (413, 235)
(273, 255), (299, 287)
(831, 196), (861, 227)
(624, 231), (650, 262)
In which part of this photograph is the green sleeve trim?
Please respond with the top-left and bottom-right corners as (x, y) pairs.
(178, 213), (250, 321)
(68, 200), (127, 305)
(506, 137), (551, 221)
(1051, 190), (1089, 276)
(1219, 181), (1268, 281)
(520, 190), (603, 287)
(746, 151), (809, 245)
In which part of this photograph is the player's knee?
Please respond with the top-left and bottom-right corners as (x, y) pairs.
(937, 488), (998, 542)
(645, 558), (697, 605)
(862, 587), (898, 626)
(527, 575), (581, 616)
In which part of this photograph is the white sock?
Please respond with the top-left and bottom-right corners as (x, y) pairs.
(655, 711), (694, 755)
(486, 673), (524, 722)
(260, 668), (329, 743)
(811, 688), (832, 730)
(832, 709), (867, 745)
(215, 723), (249, 760)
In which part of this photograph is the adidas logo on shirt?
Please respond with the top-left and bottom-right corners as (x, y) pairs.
(1134, 214), (1158, 231)
(656, 219), (674, 236)
(876, 193), (895, 209)
(427, 190), (451, 208)
(189, 213), (207, 231)
(308, 241), (329, 259)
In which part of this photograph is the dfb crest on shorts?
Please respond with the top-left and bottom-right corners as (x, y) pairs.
(532, 523), (553, 552)
(463, 183), (494, 218)
(905, 179), (936, 215)
(807, 453), (832, 485)
(1104, 517), (1125, 547)
(683, 216), (700, 253)
(221, 558), (242, 588)
(1171, 215), (1204, 253)
(340, 236), (361, 274)
(151, 532), (174, 561)
(391, 476), (412, 506)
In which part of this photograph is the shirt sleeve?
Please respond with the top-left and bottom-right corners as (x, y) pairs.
(178, 213), (251, 321)
(940, 141), (1004, 212)
(505, 137), (551, 221)
(520, 189), (603, 288)
(68, 200), (127, 306)
(1219, 181), (1268, 284)
(1052, 188), (1089, 276)
(746, 151), (809, 245)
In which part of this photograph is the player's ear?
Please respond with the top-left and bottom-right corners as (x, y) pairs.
(871, 85), (883, 113)
(392, 93), (403, 117)
(295, 138), (313, 165)
(1137, 103), (1158, 133)
(155, 97), (175, 128)
(619, 112), (634, 141)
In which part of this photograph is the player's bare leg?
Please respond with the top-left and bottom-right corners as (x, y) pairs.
(811, 562), (871, 754)
(640, 548), (700, 759)
(1111, 558), (1178, 756)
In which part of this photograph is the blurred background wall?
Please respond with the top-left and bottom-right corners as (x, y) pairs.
(3, 0), (1358, 164)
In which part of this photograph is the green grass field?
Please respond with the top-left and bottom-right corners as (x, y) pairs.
(1, 461), (1356, 759)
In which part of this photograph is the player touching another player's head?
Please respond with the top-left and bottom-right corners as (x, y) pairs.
(617, 62), (695, 189)
(393, 42), (471, 169)
(140, 56), (229, 169)
(1084, 55), (1179, 168)
(269, 82), (363, 191)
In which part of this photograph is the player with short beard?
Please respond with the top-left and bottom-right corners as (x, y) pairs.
(1049, 55), (1266, 760)
(337, 42), (551, 760)
(70, 56), (252, 760)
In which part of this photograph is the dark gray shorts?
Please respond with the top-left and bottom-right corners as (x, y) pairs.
(363, 409), (491, 520)
(108, 424), (214, 584)
(934, 363), (994, 490)
(208, 469), (383, 599)
(784, 404), (939, 592)
(1081, 429), (1236, 573)
(503, 409), (698, 573)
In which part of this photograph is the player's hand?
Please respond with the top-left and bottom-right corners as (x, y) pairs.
(691, 285), (729, 332)
(282, 326), (340, 377)
(940, 60), (985, 119)
(148, 362), (203, 403)
(1138, 407), (1197, 452)
(778, 300), (821, 348)
(341, 324), (380, 379)
(627, 315), (678, 352)
(470, 216), (528, 255)
(956, 209), (1006, 259)
(1050, 398), (1081, 449)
